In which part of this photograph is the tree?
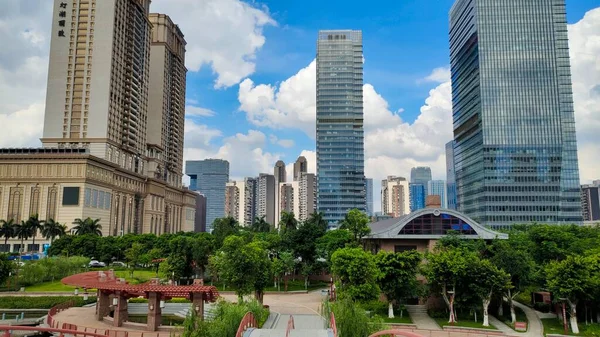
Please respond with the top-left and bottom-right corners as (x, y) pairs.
(191, 233), (214, 278)
(317, 229), (356, 265)
(546, 255), (594, 334)
(470, 258), (511, 327)
(41, 219), (67, 245)
(272, 251), (295, 291)
(423, 247), (475, 323)
(125, 242), (144, 277)
(330, 247), (380, 302)
(72, 218), (103, 236)
(339, 209), (371, 243)
(212, 217), (239, 249)
(251, 216), (271, 233)
(375, 250), (422, 318)
(26, 214), (44, 248)
(0, 254), (13, 285)
(278, 211), (298, 231)
(490, 238), (535, 323)
(0, 219), (16, 248)
(14, 221), (33, 252)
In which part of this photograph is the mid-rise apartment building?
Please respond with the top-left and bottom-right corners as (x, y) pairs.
(381, 176), (410, 217)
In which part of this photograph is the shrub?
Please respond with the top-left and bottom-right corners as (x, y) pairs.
(0, 296), (96, 309)
(18, 256), (90, 286)
(322, 298), (383, 337)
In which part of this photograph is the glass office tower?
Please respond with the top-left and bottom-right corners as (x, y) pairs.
(316, 30), (366, 225)
(366, 178), (373, 216)
(450, 0), (582, 228)
(185, 159), (229, 232)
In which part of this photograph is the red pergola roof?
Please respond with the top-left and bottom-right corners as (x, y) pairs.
(62, 271), (219, 302)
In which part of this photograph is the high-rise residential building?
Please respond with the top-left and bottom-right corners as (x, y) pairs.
(381, 176), (410, 217)
(410, 167), (432, 185)
(257, 173), (276, 225)
(274, 160), (286, 223)
(279, 181), (301, 221)
(366, 178), (373, 216)
(147, 13), (186, 188)
(293, 156), (308, 181)
(450, 0), (582, 227)
(0, 1), (197, 254)
(409, 184), (426, 212)
(446, 141), (457, 210)
(427, 180), (448, 208)
(242, 177), (258, 227)
(225, 181), (240, 221)
(299, 173), (317, 222)
(581, 182), (600, 222)
(316, 30), (366, 225)
(185, 159), (229, 231)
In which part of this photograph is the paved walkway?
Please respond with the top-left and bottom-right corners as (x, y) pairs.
(487, 302), (544, 337)
(405, 305), (441, 330)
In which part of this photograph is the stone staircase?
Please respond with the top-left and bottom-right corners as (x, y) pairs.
(405, 305), (441, 330)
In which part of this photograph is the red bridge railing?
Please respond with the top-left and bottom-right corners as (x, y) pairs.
(285, 315), (295, 337)
(235, 312), (257, 337)
(330, 312), (337, 337)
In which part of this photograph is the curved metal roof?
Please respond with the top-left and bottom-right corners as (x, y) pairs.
(368, 208), (508, 240)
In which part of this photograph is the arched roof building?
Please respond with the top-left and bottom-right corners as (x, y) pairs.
(366, 208), (507, 253)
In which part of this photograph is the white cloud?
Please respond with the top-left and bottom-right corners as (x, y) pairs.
(568, 7), (600, 183)
(268, 135), (295, 148)
(420, 67), (451, 83)
(186, 106), (216, 117)
(238, 60), (317, 137)
(151, 0), (276, 88)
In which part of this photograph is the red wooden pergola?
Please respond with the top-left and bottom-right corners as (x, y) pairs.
(62, 271), (219, 332)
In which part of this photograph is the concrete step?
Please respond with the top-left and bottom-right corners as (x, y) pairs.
(405, 305), (427, 313)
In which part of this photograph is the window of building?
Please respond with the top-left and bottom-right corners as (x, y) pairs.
(29, 187), (41, 217)
(394, 245), (417, 253)
(8, 187), (23, 222)
(62, 187), (80, 206)
(398, 213), (477, 235)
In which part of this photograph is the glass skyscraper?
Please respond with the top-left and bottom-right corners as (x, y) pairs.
(450, 0), (582, 228)
(185, 159), (229, 232)
(427, 180), (448, 208)
(316, 30), (366, 225)
(446, 141), (458, 210)
(366, 178), (373, 216)
(410, 167), (432, 185)
(409, 184), (426, 212)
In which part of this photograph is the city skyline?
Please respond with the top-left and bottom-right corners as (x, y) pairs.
(0, 0), (598, 214)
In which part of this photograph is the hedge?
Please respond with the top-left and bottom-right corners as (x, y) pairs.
(0, 296), (97, 309)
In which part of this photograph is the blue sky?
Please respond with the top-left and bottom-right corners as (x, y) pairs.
(179, 0), (600, 184)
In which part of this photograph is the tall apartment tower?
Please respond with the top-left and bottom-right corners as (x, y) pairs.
(581, 182), (600, 222)
(381, 176), (410, 217)
(42, 0), (152, 174)
(365, 178), (373, 216)
(446, 141), (457, 210)
(225, 181), (240, 221)
(279, 182), (300, 220)
(299, 173), (317, 222)
(316, 30), (365, 225)
(147, 13), (186, 188)
(293, 156), (308, 181)
(274, 160), (286, 223)
(185, 159), (229, 231)
(257, 173), (275, 225)
(450, 0), (582, 227)
(410, 167), (432, 185)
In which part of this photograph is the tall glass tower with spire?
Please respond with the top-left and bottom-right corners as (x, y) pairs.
(450, 0), (582, 228)
(316, 30), (366, 226)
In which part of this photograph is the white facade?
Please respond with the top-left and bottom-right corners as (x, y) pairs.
(381, 176), (410, 217)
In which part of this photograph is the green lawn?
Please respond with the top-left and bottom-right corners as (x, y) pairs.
(24, 270), (157, 292)
(213, 280), (329, 292)
(540, 318), (600, 337)
(25, 281), (78, 292)
(435, 318), (497, 330)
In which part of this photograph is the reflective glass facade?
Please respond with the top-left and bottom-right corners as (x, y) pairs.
(316, 30), (366, 225)
(410, 167), (432, 185)
(366, 178), (374, 216)
(450, 0), (582, 228)
(409, 184), (426, 212)
(446, 141), (458, 210)
(427, 180), (448, 208)
(185, 159), (229, 232)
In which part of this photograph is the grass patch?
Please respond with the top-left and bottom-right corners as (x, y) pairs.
(0, 296), (96, 309)
(114, 270), (158, 284)
(381, 315), (413, 324)
(25, 281), (78, 292)
(213, 280), (329, 292)
(23, 269), (156, 292)
(434, 318), (497, 330)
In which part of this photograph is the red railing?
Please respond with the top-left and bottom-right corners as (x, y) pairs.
(235, 312), (257, 337)
(1, 325), (110, 337)
(47, 300), (76, 328)
(368, 330), (427, 337)
(285, 315), (295, 337)
(330, 312), (337, 337)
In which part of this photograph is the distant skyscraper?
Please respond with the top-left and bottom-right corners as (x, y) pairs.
(427, 180), (447, 208)
(366, 178), (374, 216)
(410, 167), (432, 185)
(581, 183), (600, 222)
(185, 159), (229, 231)
(409, 184), (426, 212)
(450, 0), (582, 227)
(194, 194), (207, 232)
(257, 173), (276, 225)
(274, 160), (286, 223)
(381, 176), (410, 217)
(294, 156), (308, 181)
(316, 30), (366, 225)
(225, 181), (240, 221)
(299, 173), (317, 222)
(446, 141), (457, 210)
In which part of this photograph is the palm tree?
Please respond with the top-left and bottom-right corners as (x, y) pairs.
(0, 219), (16, 250)
(26, 214), (44, 249)
(41, 219), (67, 244)
(251, 216), (271, 233)
(72, 217), (103, 236)
(14, 221), (33, 252)
(278, 211), (298, 231)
